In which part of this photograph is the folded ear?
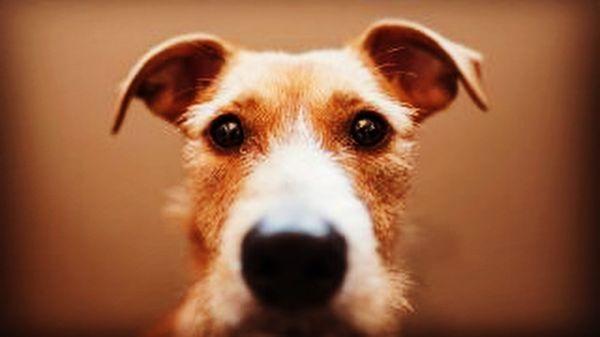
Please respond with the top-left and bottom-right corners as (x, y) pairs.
(355, 19), (488, 122)
(112, 34), (233, 134)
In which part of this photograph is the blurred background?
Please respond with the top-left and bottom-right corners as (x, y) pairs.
(0, 1), (598, 336)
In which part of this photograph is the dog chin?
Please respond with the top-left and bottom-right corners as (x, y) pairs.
(227, 308), (366, 337)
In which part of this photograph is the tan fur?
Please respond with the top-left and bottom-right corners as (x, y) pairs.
(113, 19), (487, 337)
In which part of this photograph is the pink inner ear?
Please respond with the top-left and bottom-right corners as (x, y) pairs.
(134, 59), (194, 122)
(134, 49), (226, 124)
(366, 31), (460, 116)
(113, 36), (230, 134)
(393, 46), (459, 113)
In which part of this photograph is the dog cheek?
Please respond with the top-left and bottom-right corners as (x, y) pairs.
(167, 150), (250, 336)
(333, 265), (408, 335)
(343, 142), (416, 261)
(206, 256), (258, 331)
(182, 141), (250, 262)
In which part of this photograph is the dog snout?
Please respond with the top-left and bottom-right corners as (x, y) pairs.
(241, 210), (347, 311)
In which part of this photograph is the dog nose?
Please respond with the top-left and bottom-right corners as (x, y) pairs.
(241, 211), (347, 311)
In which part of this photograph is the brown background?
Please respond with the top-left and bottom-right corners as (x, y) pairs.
(0, 1), (597, 336)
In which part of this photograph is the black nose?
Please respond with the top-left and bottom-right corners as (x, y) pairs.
(241, 211), (347, 311)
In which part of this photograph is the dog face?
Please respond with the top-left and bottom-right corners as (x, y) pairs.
(114, 20), (487, 337)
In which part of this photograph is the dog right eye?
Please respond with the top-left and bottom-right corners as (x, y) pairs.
(209, 114), (244, 149)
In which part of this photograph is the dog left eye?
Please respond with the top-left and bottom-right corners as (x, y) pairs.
(209, 114), (244, 149)
(350, 111), (389, 147)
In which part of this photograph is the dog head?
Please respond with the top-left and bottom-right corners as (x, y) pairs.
(114, 20), (487, 337)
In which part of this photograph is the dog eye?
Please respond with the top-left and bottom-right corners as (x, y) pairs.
(350, 111), (389, 147)
(209, 114), (244, 149)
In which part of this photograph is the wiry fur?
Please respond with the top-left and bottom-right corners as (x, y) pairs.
(115, 20), (487, 337)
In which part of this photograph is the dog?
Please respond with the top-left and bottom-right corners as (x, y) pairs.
(112, 19), (487, 337)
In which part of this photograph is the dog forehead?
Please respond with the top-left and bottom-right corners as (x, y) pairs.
(183, 47), (414, 145)
(220, 49), (380, 106)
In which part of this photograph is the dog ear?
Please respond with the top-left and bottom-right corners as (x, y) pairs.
(356, 20), (488, 122)
(112, 34), (233, 134)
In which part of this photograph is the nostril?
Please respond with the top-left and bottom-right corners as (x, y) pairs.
(241, 217), (347, 311)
